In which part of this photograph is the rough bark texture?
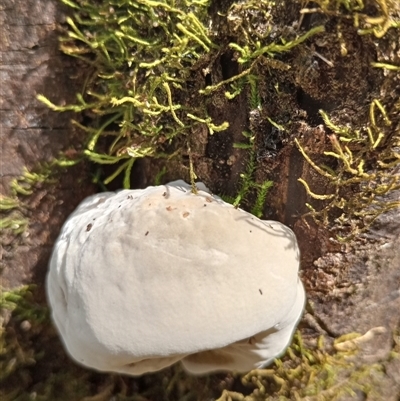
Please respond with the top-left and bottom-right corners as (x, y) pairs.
(0, 0), (95, 288)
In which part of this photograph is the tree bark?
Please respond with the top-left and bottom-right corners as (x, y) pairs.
(1, 0), (399, 399)
(0, 0), (94, 288)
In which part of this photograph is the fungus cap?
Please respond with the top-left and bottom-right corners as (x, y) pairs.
(47, 180), (305, 375)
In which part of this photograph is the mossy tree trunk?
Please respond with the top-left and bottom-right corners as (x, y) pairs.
(1, 0), (400, 399)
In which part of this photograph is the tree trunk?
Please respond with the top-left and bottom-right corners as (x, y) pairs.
(1, 0), (94, 288)
(1, 0), (399, 399)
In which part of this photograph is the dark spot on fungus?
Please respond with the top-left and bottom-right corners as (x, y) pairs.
(248, 336), (256, 345)
(162, 192), (166, 197)
(47, 181), (305, 376)
(127, 195), (133, 200)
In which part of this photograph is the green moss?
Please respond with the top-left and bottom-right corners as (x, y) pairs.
(10, 166), (57, 197)
(0, 217), (28, 236)
(0, 156), (82, 239)
(295, 97), (400, 241)
(1, 288), (388, 401)
(39, 0), (226, 188)
(220, 130), (273, 215)
(0, 196), (26, 236)
(0, 286), (98, 401)
(287, 0), (400, 240)
(0, 197), (20, 211)
(217, 331), (389, 401)
(7, 0), (399, 400)
(0, 194), (27, 238)
(304, 0), (400, 38)
(0, 286), (48, 382)
(37, 0), (327, 194)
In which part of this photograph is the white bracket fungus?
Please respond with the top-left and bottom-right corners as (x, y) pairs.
(46, 180), (305, 375)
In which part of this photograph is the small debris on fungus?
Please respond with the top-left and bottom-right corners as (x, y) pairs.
(47, 180), (305, 376)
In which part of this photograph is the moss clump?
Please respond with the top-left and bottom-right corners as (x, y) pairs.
(0, 156), (81, 240)
(0, 170), (43, 238)
(39, 0), (229, 188)
(296, 96), (400, 241)
(289, 0), (400, 241)
(302, 0), (400, 38)
(0, 286), (101, 401)
(1, 288), (392, 401)
(216, 330), (392, 401)
(0, 197), (27, 237)
(222, 130), (274, 216)
(38, 0), (327, 196)
(0, 286), (48, 382)
(9, 0), (398, 399)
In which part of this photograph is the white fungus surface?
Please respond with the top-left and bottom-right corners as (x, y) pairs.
(46, 180), (305, 375)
